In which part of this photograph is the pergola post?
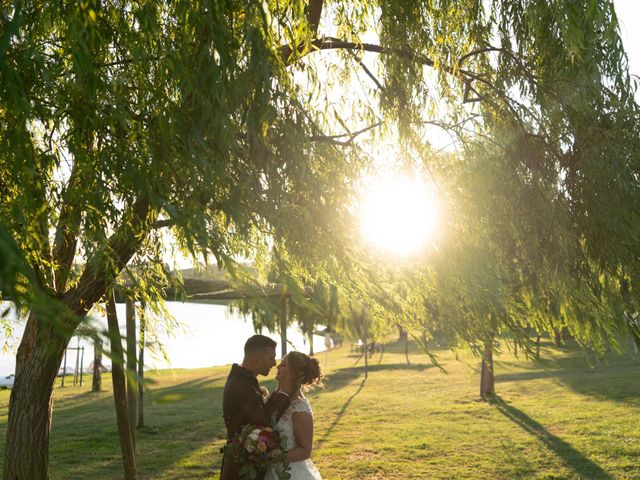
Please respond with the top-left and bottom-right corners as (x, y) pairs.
(362, 306), (368, 379)
(137, 303), (145, 428)
(280, 295), (288, 358)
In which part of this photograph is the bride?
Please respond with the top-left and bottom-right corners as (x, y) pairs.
(266, 351), (323, 480)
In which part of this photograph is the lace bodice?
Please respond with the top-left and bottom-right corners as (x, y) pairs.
(266, 395), (322, 479)
(277, 396), (313, 450)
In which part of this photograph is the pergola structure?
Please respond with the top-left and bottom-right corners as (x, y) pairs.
(95, 276), (366, 478)
(189, 281), (314, 358)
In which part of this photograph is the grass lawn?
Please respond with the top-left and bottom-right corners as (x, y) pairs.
(0, 339), (638, 479)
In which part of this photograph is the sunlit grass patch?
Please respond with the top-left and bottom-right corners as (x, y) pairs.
(0, 339), (638, 479)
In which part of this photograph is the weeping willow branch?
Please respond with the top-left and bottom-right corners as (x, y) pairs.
(309, 121), (383, 145)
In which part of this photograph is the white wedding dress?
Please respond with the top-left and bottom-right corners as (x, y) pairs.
(266, 396), (323, 480)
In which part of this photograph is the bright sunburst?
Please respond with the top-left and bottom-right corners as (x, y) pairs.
(359, 173), (440, 256)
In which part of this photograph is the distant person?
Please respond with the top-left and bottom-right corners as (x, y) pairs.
(220, 335), (295, 480)
(323, 330), (334, 350)
(265, 351), (324, 480)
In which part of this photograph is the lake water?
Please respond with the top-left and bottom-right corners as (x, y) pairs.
(0, 301), (326, 377)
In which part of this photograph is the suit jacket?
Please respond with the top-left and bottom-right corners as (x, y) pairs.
(220, 364), (290, 480)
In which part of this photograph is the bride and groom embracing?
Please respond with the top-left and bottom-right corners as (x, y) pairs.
(220, 335), (323, 480)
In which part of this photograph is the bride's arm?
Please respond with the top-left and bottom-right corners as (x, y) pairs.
(286, 411), (314, 462)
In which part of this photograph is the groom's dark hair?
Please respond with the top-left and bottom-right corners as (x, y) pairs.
(244, 335), (277, 355)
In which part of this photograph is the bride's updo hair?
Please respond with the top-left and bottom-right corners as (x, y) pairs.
(287, 351), (323, 388)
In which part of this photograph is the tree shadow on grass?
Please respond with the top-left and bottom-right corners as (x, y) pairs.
(323, 363), (432, 393)
(313, 363), (432, 448)
(34, 376), (228, 480)
(496, 352), (640, 406)
(491, 396), (614, 480)
(315, 377), (367, 448)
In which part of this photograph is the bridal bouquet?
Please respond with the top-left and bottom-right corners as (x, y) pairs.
(225, 423), (290, 480)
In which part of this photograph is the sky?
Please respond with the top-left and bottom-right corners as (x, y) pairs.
(614, 0), (640, 79)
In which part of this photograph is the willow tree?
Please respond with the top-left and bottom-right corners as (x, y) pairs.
(411, 104), (640, 397)
(1, 1), (366, 477)
(2, 0), (639, 477)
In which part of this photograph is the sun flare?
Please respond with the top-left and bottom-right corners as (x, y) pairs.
(359, 174), (440, 256)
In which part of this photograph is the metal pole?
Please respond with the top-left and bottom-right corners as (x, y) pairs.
(80, 346), (85, 387)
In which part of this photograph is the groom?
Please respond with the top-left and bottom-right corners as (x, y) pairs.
(220, 335), (295, 480)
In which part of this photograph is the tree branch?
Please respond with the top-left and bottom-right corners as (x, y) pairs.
(306, 0), (323, 36)
(64, 196), (154, 316)
(348, 50), (386, 92)
(458, 47), (507, 67)
(310, 121), (383, 145)
(463, 80), (482, 103)
(152, 218), (176, 229)
(53, 165), (81, 293)
(280, 37), (435, 70)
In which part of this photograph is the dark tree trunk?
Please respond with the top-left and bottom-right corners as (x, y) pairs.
(92, 336), (103, 392)
(3, 312), (68, 479)
(308, 331), (314, 356)
(3, 195), (150, 479)
(480, 336), (495, 399)
(106, 292), (137, 479)
(137, 307), (145, 429)
(398, 324), (408, 341)
(551, 319), (565, 346)
(402, 324), (410, 365)
(404, 334), (410, 365)
(125, 297), (137, 448)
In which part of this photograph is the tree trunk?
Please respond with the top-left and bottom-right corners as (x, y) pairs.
(92, 336), (103, 392)
(106, 291), (137, 479)
(3, 196), (151, 479)
(137, 307), (145, 429)
(404, 333), (410, 365)
(398, 324), (408, 341)
(125, 297), (137, 448)
(553, 329), (560, 345)
(480, 336), (495, 399)
(3, 311), (68, 479)
(308, 331), (314, 356)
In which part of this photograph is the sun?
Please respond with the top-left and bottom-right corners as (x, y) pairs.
(359, 173), (440, 256)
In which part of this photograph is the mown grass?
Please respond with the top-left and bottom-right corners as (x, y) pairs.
(0, 339), (638, 479)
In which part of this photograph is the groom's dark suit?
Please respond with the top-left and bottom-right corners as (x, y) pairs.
(220, 364), (290, 480)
